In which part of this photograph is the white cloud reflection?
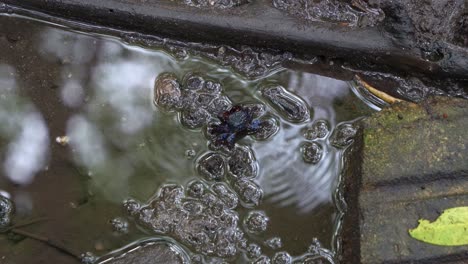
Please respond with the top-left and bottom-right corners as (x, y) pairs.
(66, 115), (108, 168)
(0, 64), (16, 94)
(92, 61), (157, 135)
(61, 79), (85, 108)
(289, 71), (349, 123)
(66, 115), (133, 202)
(4, 112), (49, 185)
(39, 29), (95, 64)
(0, 64), (50, 185)
(258, 72), (349, 214)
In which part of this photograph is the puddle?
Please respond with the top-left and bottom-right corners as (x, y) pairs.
(0, 13), (375, 263)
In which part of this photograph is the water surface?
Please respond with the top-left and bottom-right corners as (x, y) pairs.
(0, 14), (374, 264)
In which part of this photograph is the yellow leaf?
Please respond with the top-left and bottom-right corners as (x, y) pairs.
(409, 207), (468, 246)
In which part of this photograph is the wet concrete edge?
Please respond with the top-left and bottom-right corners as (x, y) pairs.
(1, 0), (468, 81)
(340, 132), (362, 264)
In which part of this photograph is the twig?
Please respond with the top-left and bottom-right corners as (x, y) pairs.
(2, 217), (49, 233)
(355, 75), (406, 104)
(10, 228), (81, 260)
(1, 218), (82, 261)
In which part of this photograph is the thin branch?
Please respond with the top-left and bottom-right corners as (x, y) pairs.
(355, 75), (407, 104)
(10, 228), (81, 260)
(2, 218), (49, 233)
(2, 219), (82, 261)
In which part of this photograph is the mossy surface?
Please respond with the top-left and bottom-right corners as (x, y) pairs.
(361, 96), (468, 186)
(342, 96), (468, 264)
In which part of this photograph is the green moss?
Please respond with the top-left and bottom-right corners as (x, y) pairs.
(359, 96), (468, 185)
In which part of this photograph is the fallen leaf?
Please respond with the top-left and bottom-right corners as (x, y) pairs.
(409, 206), (468, 246)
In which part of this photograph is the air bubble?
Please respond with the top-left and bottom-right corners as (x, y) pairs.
(182, 201), (204, 215)
(110, 217), (129, 234)
(185, 149), (196, 160)
(196, 93), (217, 107)
(159, 185), (184, 204)
(180, 89), (199, 109)
(260, 85), (310, 123)
(210, 200), (226, 217)
(244, 211), (269, 233)
(0, 195), (13, 229)
(180, 107), (210, 129)
(191, 254), (203, 264)
(202, 45), (287, 79)
(218, 210), (239, 228)
(303, 120), (330, 140)
(123, 198), (141, 216)
(307, 238), (323, 255)
(201, 192), (218, 208)
(197, 153), (226, 181)
(243, 103), (267, 118)
(246, 243), (262, 259)
(80, 252), (97, 264)
(301, 142), (324, 164)
(272, 252), (292, 264)
(216, 238), (237, 258)
(233, 179), (263, 206)
(166, 45), (189, 60)
(330, 123), (358, 148)
(237, 237), (248, 250)
(253, 255), (271, 264)
(212, 183), (239, 209)
(228, 146), (258, 179)
(251, 118), (279, 141)
(187, 181), (206, 198)
(203, 80), (222, 94)
(137, 206), (155, 225)
(265, 237), (282, 250)
(206, 97), (232, 116)
(154, 73), (182, 112)
(298, 255), (334, 264)
(184, 73), (205, 90)
(127, 183), (244, 258)
(208, 140), (234, 156)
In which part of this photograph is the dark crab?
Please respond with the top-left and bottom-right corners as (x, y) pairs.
(207, 104), (280, 148)
(207, 104), (266, 149)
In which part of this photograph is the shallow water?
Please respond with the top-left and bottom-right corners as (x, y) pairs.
(0, 14), (374, 264)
